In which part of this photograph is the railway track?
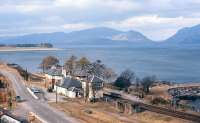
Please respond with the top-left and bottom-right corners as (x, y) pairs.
(105, 91), (200, 122)
(139, 103), (200, 122)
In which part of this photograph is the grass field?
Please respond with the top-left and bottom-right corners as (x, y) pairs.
(49, 98), (190, 123)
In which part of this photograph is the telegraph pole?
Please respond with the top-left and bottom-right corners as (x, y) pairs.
(8, 91), (12, 110)
(52, 75), (58, 103)
(56, 85), (58, 103)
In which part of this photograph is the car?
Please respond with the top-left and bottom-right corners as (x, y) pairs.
(15, 96), (22, 102)
(31, 87), (41, 93)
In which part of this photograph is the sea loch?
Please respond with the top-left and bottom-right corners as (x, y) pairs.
(0, 45), (199, 83)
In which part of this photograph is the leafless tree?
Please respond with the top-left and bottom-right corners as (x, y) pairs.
(86, 60), (106, 78)
(64, 55), (77, 75)
(103, 68), (117, 83)
(40, 56), (59, 72)
(141, 75), (156, 93)
(77, 57), (90, 71)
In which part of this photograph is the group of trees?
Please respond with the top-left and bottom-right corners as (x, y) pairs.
(40, 55), (117, 82)
(40, 55), (156, 93)
(0, 43), (53, 48)
(66, 56), (118, 82)
(114, 69), (156, 93)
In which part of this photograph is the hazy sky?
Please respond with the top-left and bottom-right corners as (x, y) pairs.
(1, 0), (200, 40)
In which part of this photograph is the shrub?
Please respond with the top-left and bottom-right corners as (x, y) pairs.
(151, 97), (169, 105)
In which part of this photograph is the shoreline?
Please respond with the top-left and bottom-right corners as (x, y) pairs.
(0, 47), (62, 52)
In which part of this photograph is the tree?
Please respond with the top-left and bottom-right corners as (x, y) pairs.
(135, 77), (140, 88)
(40, 43), (53, 48)
(86, 60), (106, 78)
(103, 68), (117, 83)
(64, 55), (77, 75)
(77, 57), (90, 71)
(114, 69), (135, 89)
(40, 56), (59, 72)
(141, 75), (156, 93)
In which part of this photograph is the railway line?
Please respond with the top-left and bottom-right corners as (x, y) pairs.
(105, 92), (200, 122)
(139, 102), (200, 122)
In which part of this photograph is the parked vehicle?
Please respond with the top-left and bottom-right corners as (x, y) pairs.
(15, 96), (22, 102)
(31, 87), (41, 93)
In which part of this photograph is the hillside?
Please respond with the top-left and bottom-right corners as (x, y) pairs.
(164, 24), (200, 44)
(0, 27), (154, 46)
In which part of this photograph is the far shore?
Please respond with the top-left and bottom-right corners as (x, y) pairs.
(0, 47), (62, 52)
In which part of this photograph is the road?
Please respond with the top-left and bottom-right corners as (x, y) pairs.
(0, 69), (80, 123)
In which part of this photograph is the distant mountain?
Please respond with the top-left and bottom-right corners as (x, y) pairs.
(0, 27), (154, 46)
(1, 25), (200, 47)
(111, 31), (151, 43)
(164, 24), (200, 44)
(0, 32), (67, 44)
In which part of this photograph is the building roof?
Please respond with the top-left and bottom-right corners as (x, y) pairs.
(68, 87), (81, 92)
(46, 68), (63, 76)
(89, 75), (104, 83)
(74, 70), (87, 77)
(58, 77), (82, 89)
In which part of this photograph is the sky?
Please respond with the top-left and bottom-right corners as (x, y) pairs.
(0, 0), (200, 41)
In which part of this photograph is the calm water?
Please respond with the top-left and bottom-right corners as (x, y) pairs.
(0, 45), (200, 83)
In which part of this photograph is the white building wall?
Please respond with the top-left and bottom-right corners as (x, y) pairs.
(54, 85), (78, 98)
(88, 85), (103, 99)
(66, 91), (76, 98)
(82, 81), (103, 100)
(62, 69), (67, 77)
(45, 74), (63, 82)
(55, 86), (67, 96)
(82, 81), (87, 97)
(88, 83), (93, 99)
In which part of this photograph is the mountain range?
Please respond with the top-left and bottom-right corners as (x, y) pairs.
(0, 24), (200, 46)
(164, 24), (200, 44)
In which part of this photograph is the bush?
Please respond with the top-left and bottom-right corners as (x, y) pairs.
(114, 69), (135, 89)
(47, 87), (53, 92)
(151, 97), (169, 105)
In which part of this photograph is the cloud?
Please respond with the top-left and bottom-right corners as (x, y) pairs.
(54, 0), (90, 8)
(115, 15), (200, 28)
(105, 15), (200, 40)
(0, 0), (200, 40)
(54, 0), (138, 11)
(0, 1), (50, 14)
(16, 5), (44, 13)
(62, 23), (94, 31)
